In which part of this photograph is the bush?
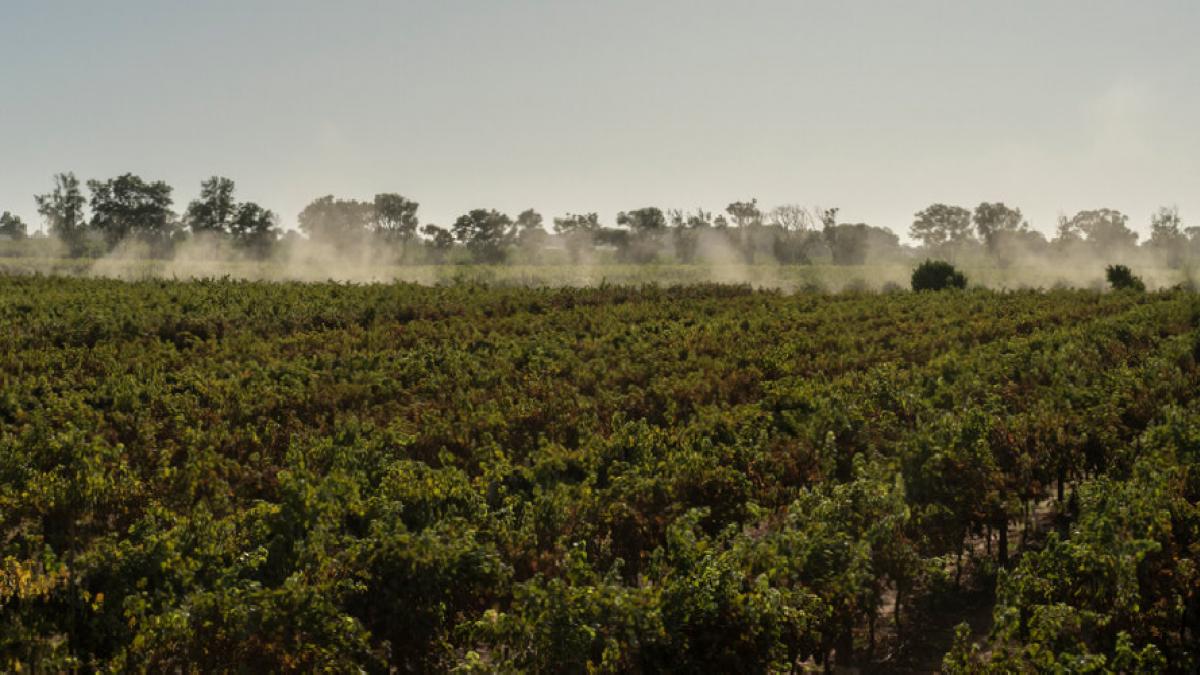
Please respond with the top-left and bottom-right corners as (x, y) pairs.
(1106, 264), (1145, 292)
(911, 260), (967, 291)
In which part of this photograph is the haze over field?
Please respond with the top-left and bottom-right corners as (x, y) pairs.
(4, 4), (1200, 672)
(3, 1), (1200, 242)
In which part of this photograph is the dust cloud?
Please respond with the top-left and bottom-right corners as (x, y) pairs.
(1, 228), (1195, 293)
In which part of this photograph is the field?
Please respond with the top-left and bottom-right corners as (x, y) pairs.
(1, 274), (1198, 671)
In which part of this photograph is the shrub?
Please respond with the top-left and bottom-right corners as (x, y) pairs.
(911, 260), (967, 291)
(1105, 264), (1145, 292)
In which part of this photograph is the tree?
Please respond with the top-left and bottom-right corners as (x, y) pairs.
(615, 207), (667, 263)
(514, 208), (543, 235)
(298, 196), (374, 246)
(990, 229), (1048, 267)
(553, 212), (600, 235)
(668, 208), (717, 264)
(373, 193), (420, 242)
(229, 203), (278, 256)
(973, 202), (1026, 252)
(35, 172), (88, 252)
(1148, 206), (1182, 244)
(668, 208), (717, 231)
(826, 223), (900, 265)
(553, 213), (600, 263)
(514, 209), (548, 250)
(1147, 207), (1185, 268)
(765, 204), (814, 233)
(86, 173), (175, 250)
(911, 259), (967, 291)
(185, 176), (237, 234)
(1066, 209), (1137, 253)
(910, 204), (974, 250)
(818, 207), (839, 231)
(452, 209), (513, 263)
(1052, 214), (1083, 248)
(184, 177), (277, 256)
(616, 207), (667, 233)
(421, 224), (455, 262)
(724, 200), (766, 263)
(0, 212), (28, 240)
(724, 199), (762, 229)
(771, 229), (825, 264)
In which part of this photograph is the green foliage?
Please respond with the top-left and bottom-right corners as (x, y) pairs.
(372, 193), (420, 242)
(185, 177), (279, 256)
(910, 203), (974, 248)
(973, 202), (1025, 250)
(34, 172), (88, 252)
(1107, 263), (1146, 292)
(911, 259), (967, 291)
(0, 276), (1197, 670)
(185, 176), (238, 234)
(824, 222), (900, 265)
(297, 195), (374, 246)
(86, 173), (176, 252)
(0, 212), (28, 240)
(452, 208), (514, 263)
(1071, 209), (1139, 252)
(614, 207), (668, 263)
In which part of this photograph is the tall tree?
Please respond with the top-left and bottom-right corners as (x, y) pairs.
(818, 207), (839, 231)
(668, 208), (717, 230)
(229, 203), (278, 256)
(616, 207), (667, 233)
(35, 172), (88, 252)
(826, 223), (900, 265)
(973, 202), (1025, 251)
(452, 209), (513, 263)
(86, 173), (175, 249)
(421, 224), (455, 262)
(185, 176), (237, 234)
(668, 208), (718, 263)
(553, 212), (600, 235)
(766, 204), (814, 232)
(1147, 206), (1183, 246)
(1052, 214), (1083, 247)
(373, 193), (420, 242)
(0, 212), (28, 240)
(514, 209), (544, 238)
(724, 199), (768, 262)
(553, 212), (600, 263)
(1146, 206), (1185, 268)
(910, 204), (974, 249)
(616, 207), (667, 263)
(298, 195), (374, 245)
(513, 208), (548, 256)
(725, 199), (763, 228)
(1066, 209), (1138, 253)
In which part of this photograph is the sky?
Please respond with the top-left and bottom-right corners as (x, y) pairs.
(2, 1), (1198, 240)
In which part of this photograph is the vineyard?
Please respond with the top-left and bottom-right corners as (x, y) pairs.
(1, 275), (1198, 672)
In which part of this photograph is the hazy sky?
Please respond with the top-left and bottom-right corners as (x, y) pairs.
(2, 1), (1198, 240)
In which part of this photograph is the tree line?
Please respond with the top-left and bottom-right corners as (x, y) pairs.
(5, 172), (1199, 267)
